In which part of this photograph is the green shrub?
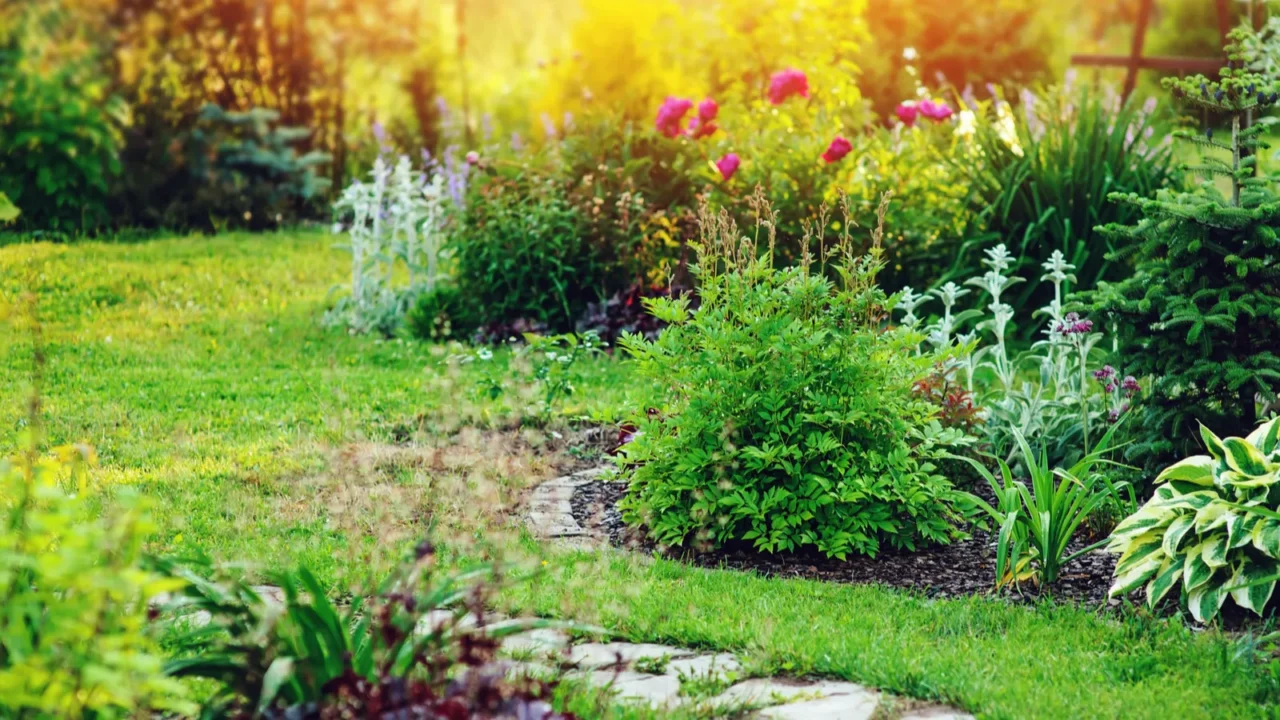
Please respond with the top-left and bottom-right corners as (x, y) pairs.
(948, 82), (1179, 330)
(616, 199), (976, 560)
(0, 48), (122, 235)
(1080, 38), (1280, 470)
(1107, 418), (1280, 623)
(454, 170), (608, 330)
(0, 444), (192, 717)
(407, 284), (482, 341)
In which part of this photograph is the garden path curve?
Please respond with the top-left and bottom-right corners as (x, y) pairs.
(521, 467), (975, 719)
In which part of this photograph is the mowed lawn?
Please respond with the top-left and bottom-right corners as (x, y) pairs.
(3, 232), (1280, 719)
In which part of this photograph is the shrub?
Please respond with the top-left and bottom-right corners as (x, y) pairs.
(947, 81), (1179, 329)
(0, 444), (192, 717)
(407, 284), (482, 342)
(0, 46), (122, 235)
(1106, 418), (1280, 623)
(1080, 35), (1280, 470)
(616, 198), (976, 560)
(111, 103), (331, 233)
(454, 169), (608, 331)
(160, 543), (576, 718)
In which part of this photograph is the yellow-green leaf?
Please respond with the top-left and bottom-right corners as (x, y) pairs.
(1146, 554), (1186, 609)
(1162, 514), (1196, 556)
(1155, 455), (1215, 486)
(1188, 581), (1228, 623)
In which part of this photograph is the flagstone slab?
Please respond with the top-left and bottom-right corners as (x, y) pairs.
(756, 691), (880, 720)
(712, 678), (869, 707)
(666, 653), (741, 680)
(567, 641), (696, 668)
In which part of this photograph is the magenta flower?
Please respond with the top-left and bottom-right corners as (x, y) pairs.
(697, 98), (718, 123)
(919, 99), (954, 122)
(1122, 376), (1141, 396)
(1054, 312), (1094, 336)
(715, 153), (740, 181)
(821, 136), (853, 164)
(895, 102), (919, 127)
(768, 68), (810, 105)
(1093, 365), (1116, 383)
(655, 97), (693, 138)
(465, 151), (480, 166)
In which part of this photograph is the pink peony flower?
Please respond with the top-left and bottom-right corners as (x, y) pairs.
(895, 101), (919, 127)
(767, 68), (810, 105)
(687, 97), (720, 139)
(697, 98), (719, 123)
(655, 96), (693, 138)
(715, 153), (740, 181)
(821, 136), (853, 164)
(465, 150), (480, 165)
(687, 118), (718, 139)
(919, 99), (954, 122)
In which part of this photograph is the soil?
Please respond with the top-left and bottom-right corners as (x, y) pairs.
(569, 480), (1119, 606)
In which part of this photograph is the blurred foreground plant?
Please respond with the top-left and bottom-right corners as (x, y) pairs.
(160, 543), (578, 719)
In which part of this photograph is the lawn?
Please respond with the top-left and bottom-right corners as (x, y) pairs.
(4, 232), (1280, 719)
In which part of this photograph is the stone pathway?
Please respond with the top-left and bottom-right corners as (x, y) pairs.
(519, 469), (975, 719)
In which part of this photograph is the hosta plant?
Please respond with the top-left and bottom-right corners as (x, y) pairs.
(1106, 417), (1280, 623)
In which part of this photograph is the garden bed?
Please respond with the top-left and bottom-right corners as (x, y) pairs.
(570, 479), (1119, 606)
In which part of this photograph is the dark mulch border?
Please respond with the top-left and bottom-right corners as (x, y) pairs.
(570, 480), (1120, 607)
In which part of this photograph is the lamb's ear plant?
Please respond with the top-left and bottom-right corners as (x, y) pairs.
(328, 154), (452, 335)
(1106, 417), (1280, 623)
(959, 424), (1121, 588)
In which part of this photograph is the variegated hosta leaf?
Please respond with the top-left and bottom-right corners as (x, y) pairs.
(1228, 556), (1279, 616)
(1150, 490), (1217, 512)
(1200, 423), (1227, 462)
(1107, 505), (1175, 549)
(1154, 455), (1215, 486)
(1195, 501), (1232, 534)
(1183, 540), (1216, 592)
(1218, 469), (1280, 489)
(1145, 554), (1186, 609)
(1109, 549), (1164, 598)
(1201, 532), (1229, 568)
(1245, 417), (1280, 456)
(1221, 437), (1274, 477)
(1188, 580), (1228, 623)
(1253, 518), (1280, 558)
(1114, 530), (1164, 577)
(1227, 513), (1260, 550)
(1161, 514), (1195, 557)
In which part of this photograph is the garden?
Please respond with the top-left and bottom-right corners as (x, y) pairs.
(5, 0), (1280, 718)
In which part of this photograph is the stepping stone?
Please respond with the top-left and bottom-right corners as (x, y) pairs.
(666, 653), (741, 680)
(567, 642), (695, 668)
(525, 511), (583, 537)
(900, 708), (975, 720)
(712, 678), (869, 707)
(502, 628), (570, 656)
(757, 691), (880, 720)
(577, 670), (683, 708)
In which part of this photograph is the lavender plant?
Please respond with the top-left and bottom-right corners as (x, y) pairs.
(328, 154), (451, 335)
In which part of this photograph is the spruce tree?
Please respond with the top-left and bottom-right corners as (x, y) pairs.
(1084, 28), (1280, 470)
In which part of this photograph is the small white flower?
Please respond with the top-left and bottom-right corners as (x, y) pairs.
(902, 46), (919, 61)
(477, 349), (493, 361)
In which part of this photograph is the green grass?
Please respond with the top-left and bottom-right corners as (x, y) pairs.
(4, 232), (1280, 719)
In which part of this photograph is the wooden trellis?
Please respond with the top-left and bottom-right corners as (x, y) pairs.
(1070, 0), (1233, 98)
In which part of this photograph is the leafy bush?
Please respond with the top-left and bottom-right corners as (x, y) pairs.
(407, 283), (482, 342)
(454, 169), (609, 331)
(160, 543), (575, 718)
(616, 199), (976, 560)
(0, 444), (191, 717)
(1081, 39), (1280, 470)
(111, 103), (331, 232)
(0, 46), (122, 235)
(948, 82), (1179, 328)
(1106, 418), (1280, 623)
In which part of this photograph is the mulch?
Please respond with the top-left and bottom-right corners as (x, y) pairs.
(569, 479), (1120, 607)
